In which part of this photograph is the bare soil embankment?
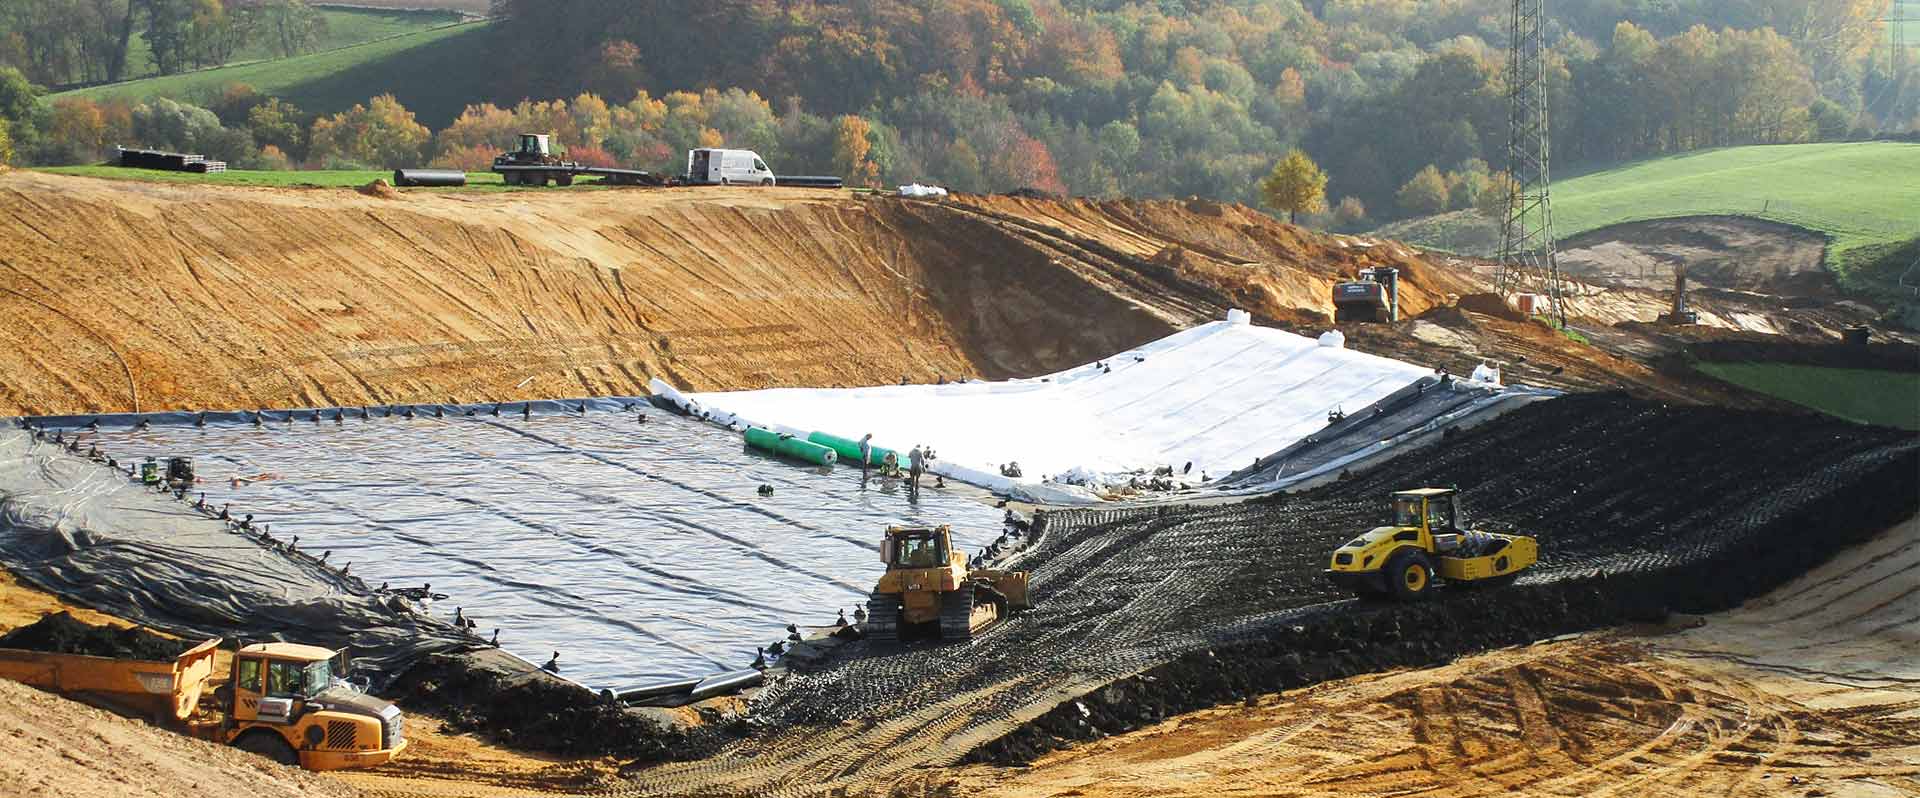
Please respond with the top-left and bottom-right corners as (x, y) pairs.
(1559, 215), (1830, 293)
(0, 172), (1470, 416)
(0, 677), (361, 798)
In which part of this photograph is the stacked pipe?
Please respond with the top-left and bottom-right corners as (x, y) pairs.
(117, 146), (226, 173)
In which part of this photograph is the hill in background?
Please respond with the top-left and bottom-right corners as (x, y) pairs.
(1373, 141), (1920, 288)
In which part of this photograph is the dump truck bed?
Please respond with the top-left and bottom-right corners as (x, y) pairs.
(0, 637), (220, 722)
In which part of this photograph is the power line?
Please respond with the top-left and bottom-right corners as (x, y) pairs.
(1496, 0), (1566, 326)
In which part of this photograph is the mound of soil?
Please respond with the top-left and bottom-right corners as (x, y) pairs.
(357, 178), (402, 199)
(1454, 291), (1528, 322)
(1557, 215), (1829, 293)
(391, 653), (731, 764)
(0, 677), (357, 798)
(0, 612), (186, 660)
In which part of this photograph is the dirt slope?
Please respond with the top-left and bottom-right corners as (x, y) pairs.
(0, 173), (1491, 416)
(0, 676), (362, 798)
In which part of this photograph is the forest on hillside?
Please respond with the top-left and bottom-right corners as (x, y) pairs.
(1, 0), (1914, 227)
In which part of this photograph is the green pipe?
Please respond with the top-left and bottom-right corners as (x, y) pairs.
(745, 427), (839, 466)
(807, 431), (897, 465)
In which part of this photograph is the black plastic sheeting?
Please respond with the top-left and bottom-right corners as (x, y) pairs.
(1220, 376), (1553, 489)
(393, 169), (467, 187)
(35, 403), (1001, 690)
(0, 430), (469, 675)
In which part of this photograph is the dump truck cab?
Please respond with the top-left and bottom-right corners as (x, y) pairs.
(1326, 488), (1537, 600)
(227, 642), (405, 770)
(867, 525), (1030, 642)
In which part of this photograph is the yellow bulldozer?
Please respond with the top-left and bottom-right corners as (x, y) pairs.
(865, 525), (1031, 641)
(1325, 487), (1537, 601)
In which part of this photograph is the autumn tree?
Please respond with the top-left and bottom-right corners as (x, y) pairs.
(1331, 196), (1368, 229)
(0, 118), (12, 166)
(1395, 164), (1449, 216)
(308, 94), (429, 168)
(1476, 171), (1520, 220)
(1259, 148), (1327, 223)
(831, 114), (879, 188)
(252, 0), (327, 59)
(245, 98), (305, 159)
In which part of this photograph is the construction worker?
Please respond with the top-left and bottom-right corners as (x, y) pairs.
(908, 445), (925, 496)
(859, 433), (874, 478)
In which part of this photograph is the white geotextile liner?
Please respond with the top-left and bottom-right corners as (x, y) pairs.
(688, 319), (1435, 497)
(58, 412), (1001, 690)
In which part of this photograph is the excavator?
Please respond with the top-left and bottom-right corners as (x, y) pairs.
(865, 525), (1030, 642)
(1325, 488), (1537, 601)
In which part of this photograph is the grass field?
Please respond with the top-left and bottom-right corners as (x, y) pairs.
(53, 19), (497, 128)
(37, 165), (514, 189)
(115, 7), (468, 81)
(1696, 362), (1920, 430)
(1377, 142), (1920, 278)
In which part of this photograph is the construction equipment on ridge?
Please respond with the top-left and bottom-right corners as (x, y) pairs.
(1332, 267), (1399, 323)
(492, 133), (662, 187)
(865, 525), (1031, 642)
(1324, 487), (1537, 600)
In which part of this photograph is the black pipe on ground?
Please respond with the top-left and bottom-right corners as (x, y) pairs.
(393, 169), (468, 188)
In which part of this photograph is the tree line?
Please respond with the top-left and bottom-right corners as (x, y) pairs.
(0, 0), (326, 87)
(2, 0), (1914, 230)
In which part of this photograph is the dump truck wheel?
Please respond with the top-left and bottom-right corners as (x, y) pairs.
(1384, 549), (1434, 601)
(864, 591), (900, 643)
(938, 582), (976, 641)
(233, 729), (299, 766)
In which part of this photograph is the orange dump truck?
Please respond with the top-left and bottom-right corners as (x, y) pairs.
(0, 637), (407, 770)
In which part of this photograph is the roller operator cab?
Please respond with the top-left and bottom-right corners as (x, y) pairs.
(866, 525), (1030, 642)
(225, 642), (406, 770)
(687, 148), (776, 186)
(1325, 488), (1538, 601)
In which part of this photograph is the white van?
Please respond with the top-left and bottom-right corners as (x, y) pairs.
(686, 148), (776, 186)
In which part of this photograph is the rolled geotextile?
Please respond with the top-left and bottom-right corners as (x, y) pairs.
(807, 431), (896, 465)
(743, 426), (783, 453)
(745, 427), (838, 466)
(779, 437), (838, 465)
(392, 168), (468, 187)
